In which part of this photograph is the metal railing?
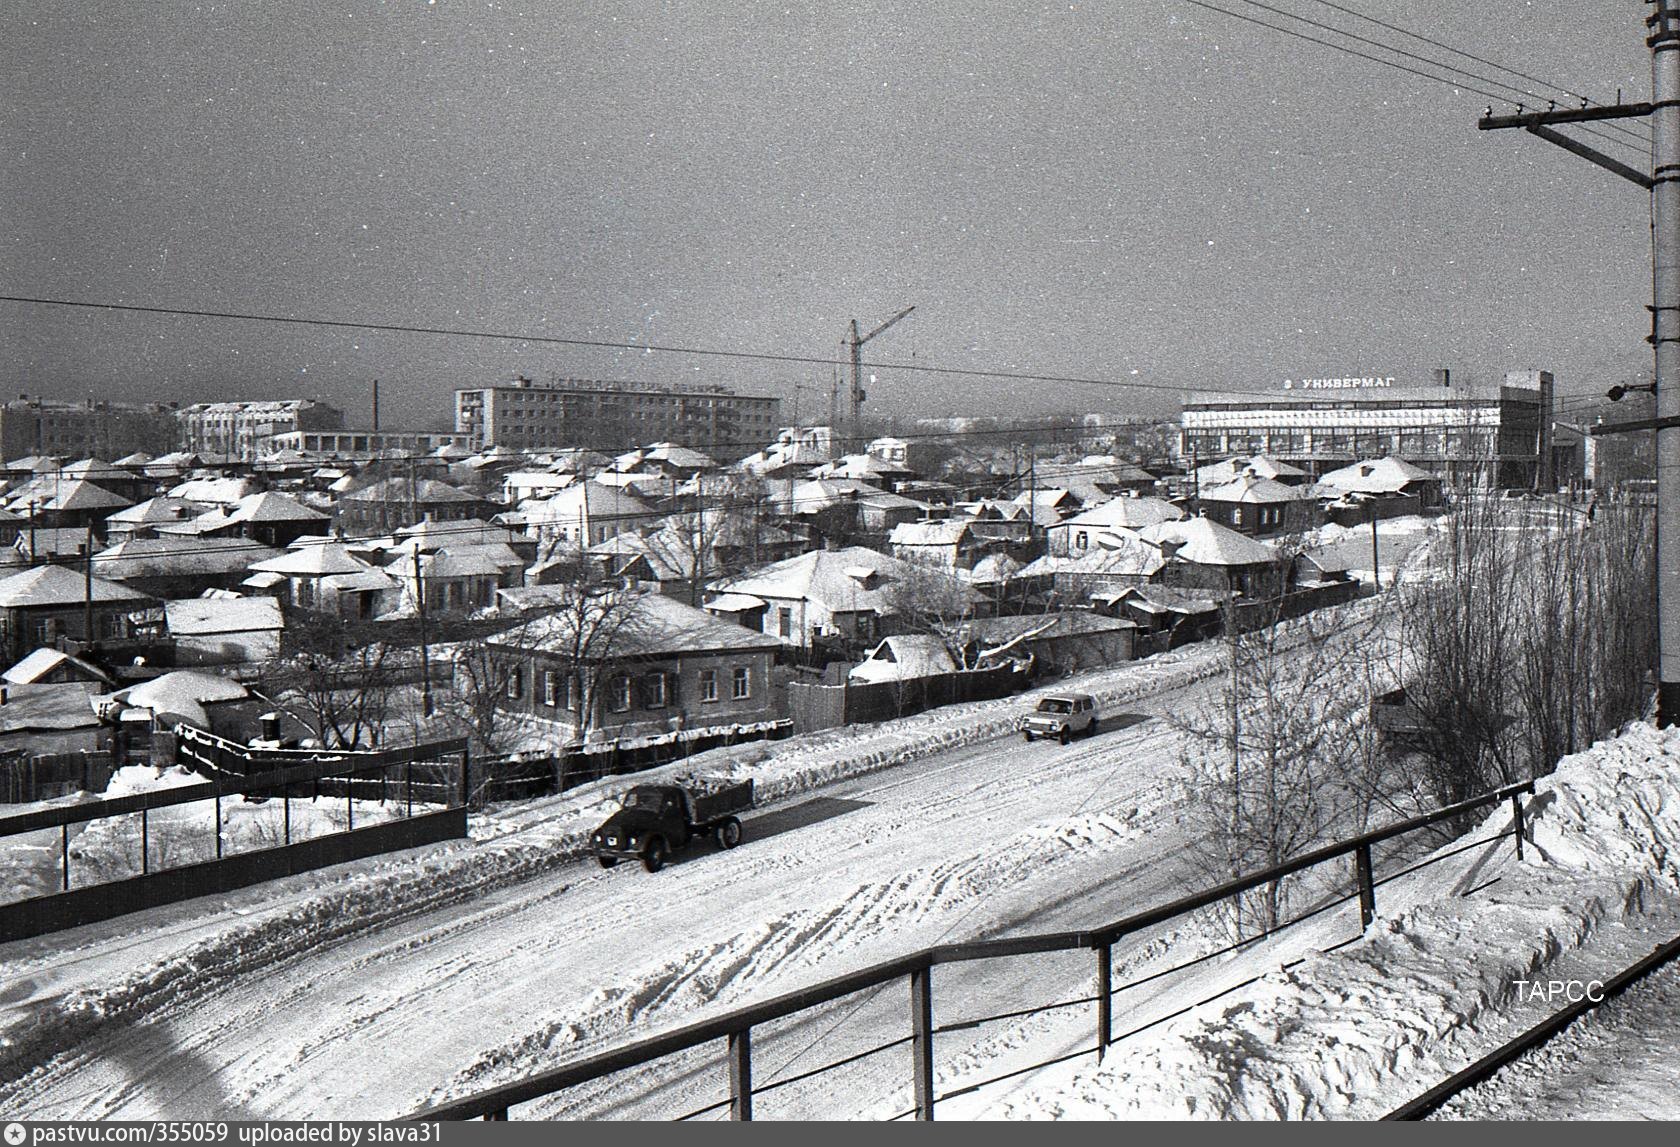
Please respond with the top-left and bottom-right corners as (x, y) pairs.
(411, 778), (1536, 1122)
(0, 738), (469, 901)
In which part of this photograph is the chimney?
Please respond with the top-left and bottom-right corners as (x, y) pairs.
(258, 711), (281, 742)
(1433, 367), (1451, 388)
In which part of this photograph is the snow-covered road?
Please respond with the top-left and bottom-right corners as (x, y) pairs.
(0, 666), (1229, 1120)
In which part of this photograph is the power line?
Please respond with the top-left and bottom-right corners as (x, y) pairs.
(1228, 0), (1651, 149)
(0, 292), (1291, 404)
(1304, 0), (1651, 141)
(1184, 0), (1649, 157)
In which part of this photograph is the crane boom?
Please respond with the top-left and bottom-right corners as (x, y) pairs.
(843, 304), (916, 453)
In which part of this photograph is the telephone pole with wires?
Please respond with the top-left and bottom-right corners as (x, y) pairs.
(1477, 2), (1680, 725)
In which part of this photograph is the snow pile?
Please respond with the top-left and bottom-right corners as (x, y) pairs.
(994, 721), (1680, 1120)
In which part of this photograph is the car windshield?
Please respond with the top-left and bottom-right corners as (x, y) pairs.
(623, 790), (663, 809)
(1036, 699), (1073, 714)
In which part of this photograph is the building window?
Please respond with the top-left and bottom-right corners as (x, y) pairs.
(541, 669), (559, 707)
(732, 665), (751, 700)
(1230, 508), (1242, 526)
(565, 674), (579, 711)
(611, 675), (633, 712)
(700, 668), (718, 702)
(777, 607), (792, 638)
(508, 667), (524, 701)
(644, 673), (667, 709)
(1075, 530), (1089, 550)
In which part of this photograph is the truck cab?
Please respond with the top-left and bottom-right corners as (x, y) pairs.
(591, 779), (752, 872)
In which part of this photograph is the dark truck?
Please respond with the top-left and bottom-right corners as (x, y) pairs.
(590, 778), (754, 873)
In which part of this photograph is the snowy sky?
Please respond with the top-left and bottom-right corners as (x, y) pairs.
(0, 1), (1656, 430)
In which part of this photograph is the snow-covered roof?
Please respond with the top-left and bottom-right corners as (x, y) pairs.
(117, 670), (249, 711)
(0, 564), (154, 608)
(106, 496), (205, 526)
(248, 542), (373, 577)
(223, 491), (329, 524)
(711, 546), (979, 614)
(889, 519), (971, 548)
(164, 596), (285, 636)
(704, 592), (767, 613)
(2, 648), (115, 686)
(1315, 456), (1437, 495)
(1193, 455), (1309, 485)
(1200, 474), (1313, 505)
(92, 537), (281, 580)
(1058, 495), (1185, 532)
(507, 591), (783, 658)
(849, 635), (958, 683)
(167, 477), (260, 506)
(1137, 517), (1280, 567)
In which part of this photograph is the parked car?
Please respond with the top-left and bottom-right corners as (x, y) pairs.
(590, 779), (754, 872)
(1022, 692), (1098, 744)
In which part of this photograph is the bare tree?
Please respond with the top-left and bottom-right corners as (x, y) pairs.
(882, 562), (986, 669)
(1173, 598), (1388, 938)
(269, 610), (395, 750)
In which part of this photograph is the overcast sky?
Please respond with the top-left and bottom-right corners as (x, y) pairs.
(0, 1), (1656, 432)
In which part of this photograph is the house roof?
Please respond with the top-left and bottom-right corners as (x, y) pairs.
(167, 477), (261, 506)
(1199, 474), (1313, 505)
(889, 519), (972, 547)
(164, 596), (285, 636)
(643, 442), (718, 471)
(0, 564), (154, 607)
(92, 537), (282, 580)
(112, 452), (155, 468)
(61, 458), (132, 483)
(955, 611), (1137, 644)
(813, 453), (909, 480)
(4, 478), (132, 513)
(107, 497), (205, 526)
(115, 670), (249, 712)
(1315, 456), (1437, 495)
(709, 545), (978, 613)
(0, 682), (105, 734)
(704, 592), (767, 613)
(1018, 543), (1165, 581)
(1059, 495), (1185, 531)
(419, 546), (512, 579)
(248, 542), (374, 577)
(849, 634), (958, 683)
(3, 648), (116, 686)
(1194, 455), (1309, 485)
(340, 476), (482, 504)
(965, 553), (1024, 585)
(223, 491), (329, 524)
(506, 590), (783, 658)
(1137, 517), (1280, 567)
(522, 480), (652, 523)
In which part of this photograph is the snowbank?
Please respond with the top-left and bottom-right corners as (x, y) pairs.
(994, 722), (1680, 1120)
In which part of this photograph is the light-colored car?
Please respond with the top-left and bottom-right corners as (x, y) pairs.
(1022, 692), (1098, 744)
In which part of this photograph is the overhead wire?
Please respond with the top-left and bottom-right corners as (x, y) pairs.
(1184, 0), (1650, 157)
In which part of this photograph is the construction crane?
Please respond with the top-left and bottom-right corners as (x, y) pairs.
(838, 304), (915, 453)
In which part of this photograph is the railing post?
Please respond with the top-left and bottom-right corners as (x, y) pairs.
(1510, 793), (1525, 862)
(61, 822), (69, 891)
(141, 806), (149, 874)
(910, 965), (935, 1121)
(407, 762), (414, 818)
(728, 1027), (753, 1121)
(1355, 843), (1376, 929)
(284, 785), (291, 846)
(347, 776), (355, 831)
(1096, 942), (1112, 1062)
(485, 1109), (508, 1122)
(214, 791), (223, 859)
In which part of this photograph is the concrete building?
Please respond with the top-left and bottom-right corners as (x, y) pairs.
(1179, 369), (1554, 489)
(454, 376), (780, 452)
(177, 400), (345, 461)
(0, 398), (178, 461)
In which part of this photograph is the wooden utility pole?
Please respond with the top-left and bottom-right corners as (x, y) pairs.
(83, 522), (94, 645)
(411, 545), (435, 718)
(1477, 4), (1679, 724)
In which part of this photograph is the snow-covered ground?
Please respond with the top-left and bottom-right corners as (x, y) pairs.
(0, 600), (1387, 1120)
(982, 722), (1680, 1120)
(1431, 959), (1680, 1121)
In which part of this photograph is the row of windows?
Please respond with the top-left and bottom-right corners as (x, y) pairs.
(508, 665), (753, 709)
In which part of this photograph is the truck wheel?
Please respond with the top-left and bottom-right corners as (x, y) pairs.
(642, 837), (668, 873)
(596, 855), (618, 869)
(1059, 727), (1070, 746)
(714, 817), (743, 850)
(1023, 730), (1033, 743)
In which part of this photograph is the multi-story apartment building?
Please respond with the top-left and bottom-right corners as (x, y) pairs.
(455, 376), (780, 453)
(1178, 369), (1554, 490)
(271, 428), (473, 459)
(0, 397), (179, 461)
(176, 399), (345, 461)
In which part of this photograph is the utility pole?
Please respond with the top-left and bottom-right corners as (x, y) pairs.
(83, 522), (94, 647)
(842, 305), (915, 454)
(1477, 4), (1679, 724)
(411, 545), (435, 718)
(1370, 511), (1380, 592)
